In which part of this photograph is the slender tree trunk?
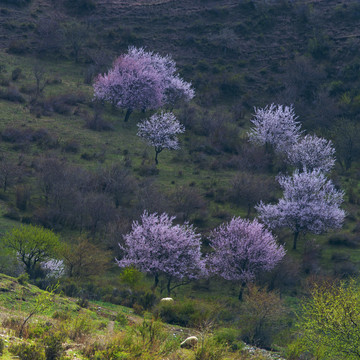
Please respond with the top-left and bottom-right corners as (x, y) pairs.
(124, 108), (133, 122)
(293, 231), (299, 250)
(238, 281), (246, 301)
(153, 273), (159, 290)
(247, 203), (251, 217)
(154, 148), (162, 165)
(167, 277), (172, 296)
(3, 177), (7, 192)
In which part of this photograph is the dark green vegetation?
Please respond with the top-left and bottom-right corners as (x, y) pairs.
(1, 0), (360, 358)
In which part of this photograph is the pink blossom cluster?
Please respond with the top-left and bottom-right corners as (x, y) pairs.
(256, 169), (345, 237)
(93, 46), (194, 113)
(117, 212), (285, 287)
(116, 212), (206, 281)
(208, 217), (285, 283)
(248, 103), (335, 173)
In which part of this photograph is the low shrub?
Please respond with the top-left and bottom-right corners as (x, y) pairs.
(137, 163), (159, 176)
(137, 291), (157, 310)
(9, 342), (45, 360)
(43, 332), (65, 360)
(119, 267), (142, 287)
(239, 284), (288, 349)
(194, 337), (228, 360)
(0, 86), (26, 103)
(12, 67), (22, 81)
(33, 129), (59, 149)
(77, 297), (89, 308)
(27, 322), (52, 339)
(2, 127), (31, 143)
(7, 40), (29, 54)
(213, 327), (243, 351)
(84, 112), (114, 131)
(328, 234), (360, 248)
(132, 303), (144, 316)
(66, 313), (92, 341)
(154, 300), (213, 327)
(64, 0), (96, 13)
(115, 313), (128, 326)
(1, 127), (58, 149)
(3, 0), (31, 5)
(52, 310), (71, 321)
(62, 139), (80, 153)
(17, 273), (29, 285)
(16, 185), (30, 211)
(2, 317), (22, 335)
(330, 252), (350, 263)
(3, 208), (21, 221)
(334, 261), (358, 278)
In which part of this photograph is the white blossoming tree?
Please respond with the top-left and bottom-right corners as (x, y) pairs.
(137, 111), (185, 164)
(256, 169), (345, 250)
(286, 134), (335, 173)
(248, 104), (302, 153)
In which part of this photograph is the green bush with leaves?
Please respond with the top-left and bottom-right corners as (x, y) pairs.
(239, 284), (288, 349)
(43, 332), (65, 360)
(288, 279), (360, 360)
(2, 225), (61, 279)
(213, 327), (244, 351)
(119, 267), (143, 288)
(154, 299), (214, 327)
(9, 342), (45, 360)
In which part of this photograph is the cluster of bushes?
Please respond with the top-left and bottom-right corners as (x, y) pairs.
(1, 127), (59, 149)
(2, 0), (31, 6)
(0, 86), (25, 103)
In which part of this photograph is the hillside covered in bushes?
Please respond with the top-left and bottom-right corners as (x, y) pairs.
(1, 0), (360, 359)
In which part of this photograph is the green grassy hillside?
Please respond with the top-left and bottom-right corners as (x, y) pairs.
(0, 273), (287, 359)
(1, 0), (360, 358)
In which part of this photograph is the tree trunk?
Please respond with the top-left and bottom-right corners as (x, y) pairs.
(154, 147), (162, 165)
(152, 273), (159, 290)
(293, 231), (299, 250)
(167, 277), (172, 296)
(124, 108), (133, 122)
(247, 203), (251, 217)
(238, 282), (246, 301)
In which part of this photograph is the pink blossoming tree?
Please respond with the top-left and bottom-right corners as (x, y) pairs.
(137, 111), (185, 164)
(256, 169), (345, 250)
(116, 211), (206, 295)
(93, 47), (194, 122)
(208, 217), (285, 300)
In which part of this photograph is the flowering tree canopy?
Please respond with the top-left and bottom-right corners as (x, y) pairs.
(208, 217), (285, 299)
(256, 169), (345, 250)
(248, 104), (302, 153)
(93, 47), (194, 121)
(137, 111), (185, 164)
(116, 211), (206, 295)
(286, 134), (335, 173)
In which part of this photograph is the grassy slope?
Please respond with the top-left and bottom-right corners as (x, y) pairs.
(0, 0), (359, 272)
(0, 273), (286, 359)
(0, 2), (359, 356)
